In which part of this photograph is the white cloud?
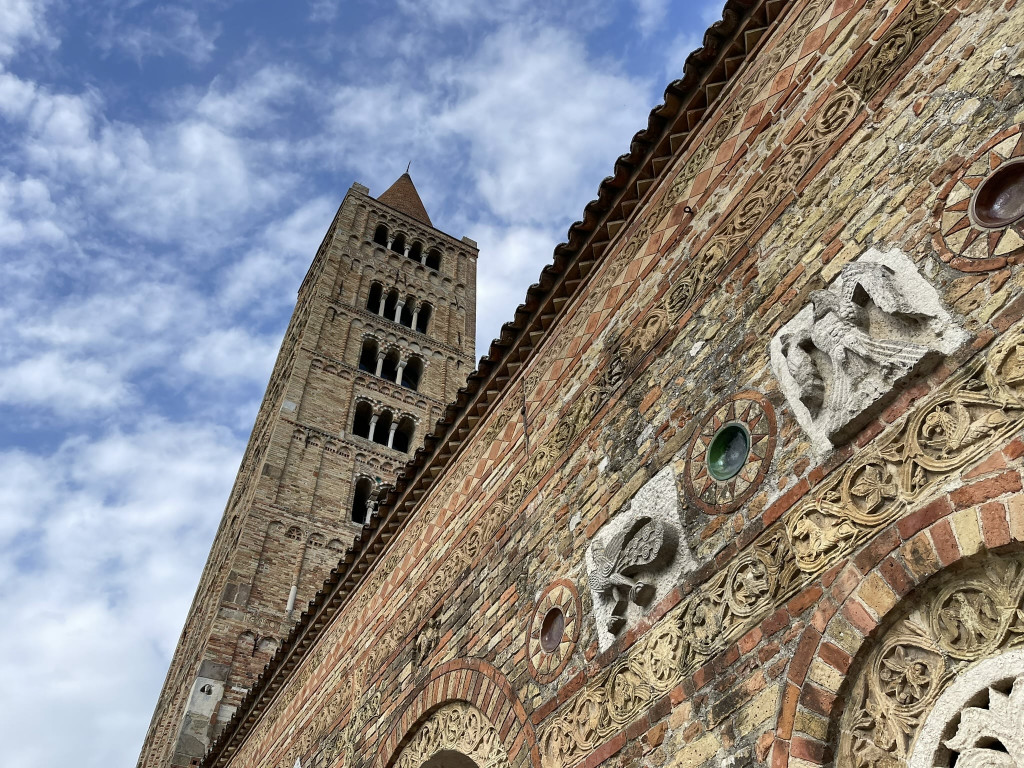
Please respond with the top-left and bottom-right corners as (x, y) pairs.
(0, 352), (132, 413)
(632, 0), (668, 36)
(101, 6), (219, 65)
(0, 421), (242, 768)
(435, 25), (653, 223)
(0, 0), (54, 61)
(181, 328), (279, 381)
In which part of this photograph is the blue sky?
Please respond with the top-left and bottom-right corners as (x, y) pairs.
(0, 0), (716, 765)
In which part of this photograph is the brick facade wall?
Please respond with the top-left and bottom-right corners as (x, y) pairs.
(159, 1), (1024, 768)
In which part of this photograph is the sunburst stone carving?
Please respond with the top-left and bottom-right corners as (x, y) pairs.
(935, 128), (1024, 271)
(527, 579), (581, 684)
(684, 391), (777, 514)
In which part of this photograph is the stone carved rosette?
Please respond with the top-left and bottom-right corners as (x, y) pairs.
(527, 579), (582, 684)
(935, 127), (1024, 272)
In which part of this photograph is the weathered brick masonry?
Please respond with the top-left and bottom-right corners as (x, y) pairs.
(142, 0), (1024, 767)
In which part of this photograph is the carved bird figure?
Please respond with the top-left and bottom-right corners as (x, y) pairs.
(588, 516), (667, 633)
(806, 262), (931, 424)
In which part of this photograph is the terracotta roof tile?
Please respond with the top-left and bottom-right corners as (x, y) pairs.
(377, 172), (433, 226)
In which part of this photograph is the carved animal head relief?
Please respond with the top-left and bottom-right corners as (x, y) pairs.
(770, 247), (967, 452)
(584, 466), (694, 650)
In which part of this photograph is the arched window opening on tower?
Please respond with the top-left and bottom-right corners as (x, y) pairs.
(352, 401), (374, 438)
(425, 248), (441, 271)
(381, 349), (400, 382)
(402, 356), (423, 391)
(415, 302), (432, 334)
(399, 296), (415, 327)
(392, 417), (415, 453)
(391, 233), (406, 255)
(382, 289), (399, 320)
(366, 282), (383, 314)
(373, 224), (388, 247)
(371, 410), (393, 446)
(351, 477), (375, 524)
(409, 241), (423, 263)
(358, 339), (379, 373)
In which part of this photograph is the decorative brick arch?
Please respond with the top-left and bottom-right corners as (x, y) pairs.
(375, 659), (538, 768)
(773, 475), (1024, 767)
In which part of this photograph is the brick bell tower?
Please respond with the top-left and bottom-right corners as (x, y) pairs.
(137, 174), (478, 768)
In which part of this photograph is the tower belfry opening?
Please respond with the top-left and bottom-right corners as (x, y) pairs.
(137, 173), (478, 768)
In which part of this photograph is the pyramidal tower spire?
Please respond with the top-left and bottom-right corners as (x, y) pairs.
(376, 171), (433, 226)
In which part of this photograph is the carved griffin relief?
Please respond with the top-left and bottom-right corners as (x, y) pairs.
(771, 247), (966, 452)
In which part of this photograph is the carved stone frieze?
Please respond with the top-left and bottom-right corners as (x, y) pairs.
(544, 316), (1024, 768)
(770, 247), (967, 453)
(393, 702), (509, 768)
(786, 321), (1024, 574)
(838, 555), (1024, 768)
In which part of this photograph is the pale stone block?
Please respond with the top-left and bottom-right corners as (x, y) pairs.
(952, 506), (984, 557)
(669, 732), (721, 768)
(735, 684), (781, 736)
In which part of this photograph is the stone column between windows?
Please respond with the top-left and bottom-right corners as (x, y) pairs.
(375, 353), (385, 377)
(387, 421), (398, 449)
(395, 360), (406, 385)
(394, 300), (404, 323)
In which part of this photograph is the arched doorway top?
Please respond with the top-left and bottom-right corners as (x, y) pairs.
(392, 702), (507, 768)
(376, 659), (537, 768)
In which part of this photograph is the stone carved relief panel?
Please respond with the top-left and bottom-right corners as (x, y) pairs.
(837, 554), (1024, 768)
(770, 247), (967, 453)
(585, 465), (692, 650)
(786, 322), (1024, 574)
(392, 702), (509, 768)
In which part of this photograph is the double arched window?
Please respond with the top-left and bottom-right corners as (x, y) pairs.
(351, 401), (416, 453)
(358, 338), (425, 391)
(366, 283), (432, 334)
(370, 222), (442, 272)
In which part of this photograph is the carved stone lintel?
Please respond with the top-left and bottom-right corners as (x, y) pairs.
(770, 247), (967, 453)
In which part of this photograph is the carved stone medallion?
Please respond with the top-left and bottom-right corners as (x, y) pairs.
(527, 579), (581, 684)
(770, 247), (967, 453)
(935, 128), (1024, 272)
(683, 391), (777, 515)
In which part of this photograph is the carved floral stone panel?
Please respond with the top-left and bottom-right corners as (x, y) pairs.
(838, 554), (1024, 768)
(392, 702), (509, 768)
(770, 247), (967, 453)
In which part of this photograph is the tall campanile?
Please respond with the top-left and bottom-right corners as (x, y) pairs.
(138, 175), (478, 768)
